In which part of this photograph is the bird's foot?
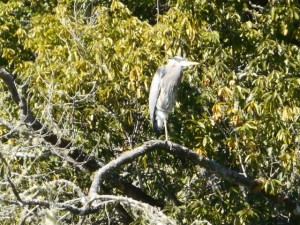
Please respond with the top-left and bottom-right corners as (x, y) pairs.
(165, 140), (172, 150)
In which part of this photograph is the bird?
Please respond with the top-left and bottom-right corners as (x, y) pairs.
(149, 56), (199, 142)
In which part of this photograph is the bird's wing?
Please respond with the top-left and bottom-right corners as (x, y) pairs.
(149, 67), (165, 131)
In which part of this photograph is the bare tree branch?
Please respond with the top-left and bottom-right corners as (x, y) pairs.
(0, 68), (99, 171)
(0, 192), (174, 224)
(89, 140), (250, 196)
(0, 68), (162, 210)
(0, 118), (14, 130)
(0, 68), (21, 103)
(2, 163), (23, 205)
(89, 140), (300, 215)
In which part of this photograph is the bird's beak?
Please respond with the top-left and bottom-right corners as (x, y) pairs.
(179, 60), (199, 67)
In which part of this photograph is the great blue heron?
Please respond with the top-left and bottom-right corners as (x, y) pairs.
(149, 56), (199, 141)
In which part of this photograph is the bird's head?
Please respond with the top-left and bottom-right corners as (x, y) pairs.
(168, 56), (199, 67)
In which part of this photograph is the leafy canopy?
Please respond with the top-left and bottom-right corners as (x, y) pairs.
(0, 0), (299, 224)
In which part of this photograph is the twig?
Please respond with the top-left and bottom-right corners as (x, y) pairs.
(1, 156), (23, 203)
(0, 68), (99, 171)
(0, 68), (162, 209)
(157, 0), (160, 23)
(19, 205), (39, 225)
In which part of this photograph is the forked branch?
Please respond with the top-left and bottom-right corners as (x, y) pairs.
(89, 140), (300, 216)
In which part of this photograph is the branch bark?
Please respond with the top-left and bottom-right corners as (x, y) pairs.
(89, 140), (300, 216)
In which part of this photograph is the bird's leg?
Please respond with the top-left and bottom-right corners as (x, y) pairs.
(164, 118), (172, 149)
(164, 118), (168, 142)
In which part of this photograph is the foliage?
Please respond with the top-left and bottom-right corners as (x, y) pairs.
(0, 0), (299, 224)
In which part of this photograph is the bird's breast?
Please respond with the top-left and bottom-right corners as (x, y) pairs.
(156, 67), (182, 112)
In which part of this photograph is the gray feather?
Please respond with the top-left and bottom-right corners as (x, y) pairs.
(149, 67), (164, 132)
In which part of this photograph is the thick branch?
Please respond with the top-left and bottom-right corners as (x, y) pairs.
(89, 140), (299, 215)
(0, 68), (20, 103)
(89, 140), (250, 196)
